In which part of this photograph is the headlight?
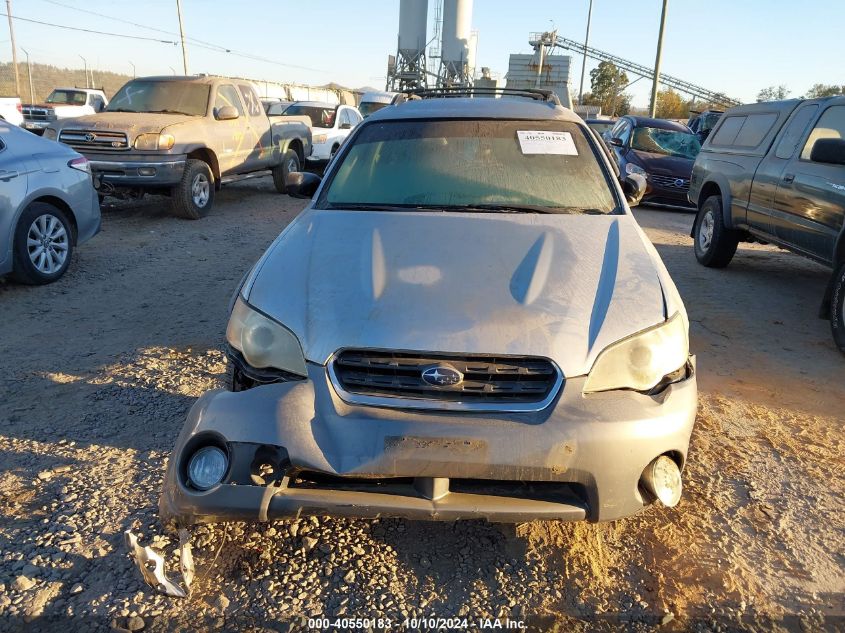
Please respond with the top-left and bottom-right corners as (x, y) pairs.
(313, 134), (328, 144)
(625, 163), (647, 178)
(187, 446), (228, 490)
(43, 127), (57, 140)
(226, 297), (307, 377)
(134, 133), (175, 150)
(584, 312), (688, 393)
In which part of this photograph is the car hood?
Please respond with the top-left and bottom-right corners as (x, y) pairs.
(629, 150), (694, 177)
(245, 209), (668, 377)
(55, 112), (194, 136)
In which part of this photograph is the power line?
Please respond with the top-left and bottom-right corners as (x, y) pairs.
(0, 12), (179, 44)
(31, 0), (329, 74)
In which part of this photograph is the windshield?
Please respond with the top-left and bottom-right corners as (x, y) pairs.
(631, 127), (701, 159)
(359, 102), (390, 118)
(282, 105), (337, 128)
(318, 120), (618, 214)
(46, 90), (87, 105)
(105, 80), (209, 116)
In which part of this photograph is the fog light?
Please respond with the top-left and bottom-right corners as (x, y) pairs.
(640, 455), (682, 507)
(138, 167), (156, 177)
(187, 446), (228, 490)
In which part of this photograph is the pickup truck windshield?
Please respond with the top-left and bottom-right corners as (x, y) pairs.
(319, 120), (617, 214)
(632, 127), (701, 159)
(283, 105), (336, 128)
(46, 90), (87, 105)
(106, 80), (209, 116)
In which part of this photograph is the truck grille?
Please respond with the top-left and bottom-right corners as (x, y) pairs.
(59, 129), (129, 152)
(331, 349), (561, 409)
(22, 107), (54, 122)
(649, 174), (690, 190)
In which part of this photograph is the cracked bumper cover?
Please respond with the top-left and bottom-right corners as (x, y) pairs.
(159, 359), (697, 526)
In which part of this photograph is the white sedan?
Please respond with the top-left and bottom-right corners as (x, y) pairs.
(282, 101), (362, 162)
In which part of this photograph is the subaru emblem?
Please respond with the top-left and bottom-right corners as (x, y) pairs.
(421, 365), (463, 387)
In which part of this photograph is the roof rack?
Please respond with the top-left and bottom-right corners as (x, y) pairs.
(392, 87), (561, 105)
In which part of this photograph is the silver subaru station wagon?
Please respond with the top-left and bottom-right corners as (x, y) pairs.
(160, 90), (697, 527)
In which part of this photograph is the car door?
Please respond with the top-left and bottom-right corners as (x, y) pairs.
(772, 104), (845, 262)
(747, 107), (818, 237)
(0, 133), (29, 272)
(237, 83), (273, 170)
(211, 84), (248, 175)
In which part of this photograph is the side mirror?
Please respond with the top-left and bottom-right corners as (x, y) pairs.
(339, 122), (352, 130)
(215, 106), (239, 121)
(809, 138), (845, 166)
(623, 173), (647, 206)
(285, 171), (322, 199)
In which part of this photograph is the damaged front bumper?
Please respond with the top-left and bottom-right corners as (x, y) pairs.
(159, 360), (697, 528)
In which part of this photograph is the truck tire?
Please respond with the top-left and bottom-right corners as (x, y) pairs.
(171, 159), (214, 219)
(11, 202), (75, 285)
(693, 195), (739, 268)
(272, 149), (300, 194)
(830, 261), (845, 354)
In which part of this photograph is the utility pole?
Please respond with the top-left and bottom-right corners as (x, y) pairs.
(5, 0), (20, 97)
(130, 61), (136, 78)
(79, 55), (88, 88)
(22, 47), (32, 103)
(578, 0), (593, 106)
(649, 0), (668, 117)
(175, 0), (189, 75)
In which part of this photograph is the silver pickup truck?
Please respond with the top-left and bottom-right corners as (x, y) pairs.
(44, 76), (312, 219)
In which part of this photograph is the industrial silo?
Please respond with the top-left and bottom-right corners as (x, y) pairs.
(439, 0), (474, 86)
(388, 0), (429, 91)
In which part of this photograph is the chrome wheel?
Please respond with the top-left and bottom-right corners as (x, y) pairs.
(699, 208), (715, 252)
(191, 173), (210, 207)
(27, 214), (68, 275)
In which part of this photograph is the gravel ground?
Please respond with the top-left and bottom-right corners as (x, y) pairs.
(0, 179), (843, 632)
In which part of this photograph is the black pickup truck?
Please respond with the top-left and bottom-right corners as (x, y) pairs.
(688, 96), (845, 352)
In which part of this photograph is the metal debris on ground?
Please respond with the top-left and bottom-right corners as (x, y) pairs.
(124, 529), (194, 598)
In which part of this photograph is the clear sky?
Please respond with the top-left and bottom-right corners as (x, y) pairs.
(2, 0), (843, 106)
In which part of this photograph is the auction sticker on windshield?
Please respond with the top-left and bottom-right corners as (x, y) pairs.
(517, 130), (578, 155)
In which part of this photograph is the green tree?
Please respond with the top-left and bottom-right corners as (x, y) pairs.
(588, 61), (630, 116)
(805, 83), (844, 98)
(655, 89), (687, 119)
(756, 85), (790, 102)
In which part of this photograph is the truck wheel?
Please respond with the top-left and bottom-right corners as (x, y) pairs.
(830, 262), (845, 354)
(693, 195), (739, 268)
(172, 159), (214, 219)
(272, 149), (300, 194)
(11, 202), (75, 285)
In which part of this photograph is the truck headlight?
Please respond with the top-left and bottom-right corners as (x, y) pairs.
(226, 297), (307, 377)
(625, 163), (647, 178)
(134, 133), (175, 150)
(313, 134), (328, 144)
(584, 313), (688, 393)
(43, 127), (58, 140)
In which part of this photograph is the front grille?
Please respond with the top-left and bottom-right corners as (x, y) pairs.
(331, 349), (560, 406)
(649, 174), (690, 190)
(59, 129), (129, 152)
(22, 107), (54, 122)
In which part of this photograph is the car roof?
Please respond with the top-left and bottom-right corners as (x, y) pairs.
(366, 97), (582, 123)
(625, 115), (691, 132)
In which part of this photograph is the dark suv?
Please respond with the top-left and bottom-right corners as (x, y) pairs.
(604, 116), (701, 209)
(688, 97), (845, 352)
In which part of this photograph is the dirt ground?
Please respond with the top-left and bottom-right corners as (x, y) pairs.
(0, 178), (842, 632)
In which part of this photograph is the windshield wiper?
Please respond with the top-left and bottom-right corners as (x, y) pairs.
(444, 204), (558, 214)
(145, 109), (193, 115)
(325, 203), (433, 212)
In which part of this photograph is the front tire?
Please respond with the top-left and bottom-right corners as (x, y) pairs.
(171, 159), (215, 219)
(830, 262), (845, 353)
(272, 149), (300, 194)
(11, 202), (75, 285)
(693, 195), (739, 268)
